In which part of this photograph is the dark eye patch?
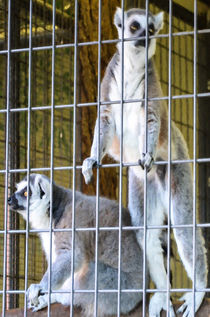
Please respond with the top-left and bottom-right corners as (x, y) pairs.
(20, 186), (32, 197)
(130, 21), (140, 33)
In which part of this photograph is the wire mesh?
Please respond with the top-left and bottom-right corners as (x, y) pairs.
(0, 0), (209, 316)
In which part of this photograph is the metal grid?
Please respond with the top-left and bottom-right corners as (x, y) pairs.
(0, 0), (209, 316)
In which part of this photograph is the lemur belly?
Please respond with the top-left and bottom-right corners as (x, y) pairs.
(109, 69), (144, 159)
(108, 72), (156, 178)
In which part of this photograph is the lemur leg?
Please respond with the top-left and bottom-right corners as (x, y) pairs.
(171, 163), (207, 317)
(74, 261), (142, 316)
(82, 109), (115, 184)
(128, 169), (175, 317)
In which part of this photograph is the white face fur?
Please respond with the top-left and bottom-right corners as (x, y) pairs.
(114, 8), (164, 59)
(8, 174), (51, 227)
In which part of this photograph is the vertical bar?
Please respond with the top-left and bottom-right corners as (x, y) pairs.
(192, 0), (197, 314)
(8, 0), (20, 306)
(167, 0), (172, 316)
(94, 0), (102, 315)
(117, 1), (125, 316)
(48, 0), (56, 316)
(23, 0), (33, 316)
(70, 0), (78, 316)
(143, 0), (149, 316)
(2, 0), (11, 314)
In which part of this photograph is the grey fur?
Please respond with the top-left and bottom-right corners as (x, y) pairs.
(82, 7), (208, 317)
(8, 174), (145, 316)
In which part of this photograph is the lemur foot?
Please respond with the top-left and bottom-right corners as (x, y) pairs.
(82, 157), (97, 184)
(177, 292), (205, 317)
(149, 293), (175, 317)
(29, 294), (48, 312)
(139, 152), (154, 172)
(30, 294), (57, 312)
(27, 283), (45, 308)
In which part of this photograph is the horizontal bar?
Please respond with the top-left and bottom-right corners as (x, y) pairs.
(55, 288), (210, 294)
(0, 28), (209, 55)
(0, 92), (210, 114)
(0, 157), (210, 175)
(0, 222), (209, 235)
(0, 288), (209, 295)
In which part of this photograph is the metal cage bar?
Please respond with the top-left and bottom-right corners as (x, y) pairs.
(70, 0), (79, 316)
(142, 0), (149, 315)
(23, 0), (33, 316)
(47, 0), (56, 316)
(94, 0), (102, 315)
(1, 92), (210, 114)
(2, 0), (11, 314)
(192, 0), (198, 314)
(0, 28), (210, 56)
(166, 0), (172, 315)
(117, 1), (125, 316)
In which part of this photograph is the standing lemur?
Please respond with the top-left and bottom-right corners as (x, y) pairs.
(82, 8), (208, 317)
(8, 174), (144, 316)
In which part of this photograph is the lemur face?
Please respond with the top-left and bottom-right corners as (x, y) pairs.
(114, 8), (163, 52)
(8, 174), (51, 220)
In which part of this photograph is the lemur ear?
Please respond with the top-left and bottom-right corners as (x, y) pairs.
(154, 12), (164, 33)
(36, 176), (50, 199)
(38, 182), (45, 199)
(114, 7), (123, 29)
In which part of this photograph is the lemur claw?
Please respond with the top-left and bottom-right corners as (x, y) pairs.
(82, 157), (97, 184)
(139, 152), (154, 172)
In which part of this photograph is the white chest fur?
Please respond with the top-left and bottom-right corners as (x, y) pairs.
(39, 232), (56, 264)
(109, 51), (145, 158)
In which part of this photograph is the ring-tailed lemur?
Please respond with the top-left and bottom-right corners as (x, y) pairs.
(82, 7), (208, 317)
(8, 173), (144, 316)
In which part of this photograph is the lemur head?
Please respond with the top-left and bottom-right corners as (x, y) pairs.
(8, 174), (51, 226)
(114, 8), (164, 58)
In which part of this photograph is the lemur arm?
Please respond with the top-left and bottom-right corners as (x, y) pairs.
(139, 101), (161, 171)
(27, 251), (71, 307)
(27, 234), (88, 309)
(82, 107), (115, 184)
(40, 252), (71, 291)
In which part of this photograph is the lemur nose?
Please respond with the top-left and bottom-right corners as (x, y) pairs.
(8, 197), (12, 205)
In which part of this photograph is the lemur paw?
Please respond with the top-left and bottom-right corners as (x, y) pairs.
(177, 292), (205, 317)
(149, 293), (175, 317)
(139, 152), (154, 172)
(82, 157), (97, 184)
(30, 294), (49, 312)
(27, 283), (45, 308)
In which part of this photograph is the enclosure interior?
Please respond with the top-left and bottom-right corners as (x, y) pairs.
(0, 0), (209, 312)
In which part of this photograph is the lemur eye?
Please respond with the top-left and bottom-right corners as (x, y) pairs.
(130, 21), (140, 33)
(24, 191), (28, 197)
